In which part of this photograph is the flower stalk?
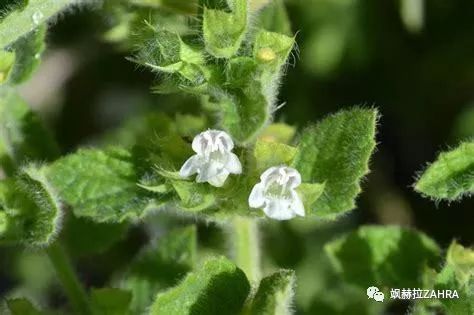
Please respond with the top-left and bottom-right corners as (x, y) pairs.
(229, 216), (261, 283)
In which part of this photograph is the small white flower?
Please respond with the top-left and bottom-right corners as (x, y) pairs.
(179, 130), (242, 187)
(249, 166), (305, 220)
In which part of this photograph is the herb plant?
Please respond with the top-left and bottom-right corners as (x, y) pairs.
(0, 1), (473, 315)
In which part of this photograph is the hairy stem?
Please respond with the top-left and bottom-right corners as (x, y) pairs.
(46, 242), (92, 315)
(229, 217), (261, 283)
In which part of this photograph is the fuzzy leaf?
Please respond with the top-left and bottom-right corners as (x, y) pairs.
(0, 0), (79, 48)
(149, 256), (250, 315)
(7, 298), (45, 315)
(254, 139), (297, 172)
(325, 225), (441, 289)
(45, 147), (155, 223)
(249, 270), (295, 315)
(91, 288), (132, 315)
(0, 165), (62, 247)
(121, 226), (197, 313)
(254, 30), (294, 72)
(7, 25), (46, 84)
(170, 179), (216, 211)
(256, 0), (292, 35)
(414, 141), (474, 201)
(203, 0), (248, 58)
(292, 108), (378, 218)
(0, 87), (59, 175)
(296, 182), (325, 211)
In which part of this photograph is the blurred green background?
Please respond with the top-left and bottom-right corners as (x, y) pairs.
(1, 0), (473, 314)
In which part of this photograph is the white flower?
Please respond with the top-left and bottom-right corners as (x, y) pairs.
(179, 130), (242, 187)
(249, 166), (305, 220)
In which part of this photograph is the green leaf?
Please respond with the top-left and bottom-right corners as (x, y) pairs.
(45, 147), (155, 223)
(0, 164), (62, 247)
(249, 270), (295, 315)
(253, 30), (294, 72)
(435, 242), (474, 314)
(414, 141), (474, 201)
(120, 226), (197, 313)
(0, 0), (78, 48)
(203, 0), (248, 58)
(0, 50), (15, 83)
(0, 87), (59, 175)
(7, 298), (45, 315)
(254, 139), (297, 172)
(7, 25), (46, 84)
(325, 225), (441, 289)
(292, 108), (378, 218)
(91, 288), (132, 315)
(149, 256), (250, 315)
(431, 242), (474, 315)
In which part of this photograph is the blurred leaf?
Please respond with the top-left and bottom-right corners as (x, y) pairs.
(7, 25), (46, 84)
(325, 225), (441, 288)
(64, 216), (128, 257)
(0, 0), (78, 48)
(7, 298), (45, 315)
(0, 87), (59, 175)
(415, 141), (474, 201)
(91, 288), (132, 315)
(121, 226), (197, 313)
(149, 256), (250, 315)
(256, 0), (291, 35)
(452, 104), (474, 139)
(259, 123), (296, 144)
(254, 139), (297, 172)
(45, 147), (156, 223)
(203, 0), (248, 58)
(435, 242), (474, 314)
(292, 108), (378, 218)
(0, 50), (15, 83)
(170, 179), (216, 211)
(249, 270), (295, 315)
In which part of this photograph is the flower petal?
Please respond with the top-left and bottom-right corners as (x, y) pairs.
(249, 183), (266, 208)
(285, 167), (302, 188)
(226, 153), (242, 174)
(192, 132), (206, 154)
(179, 155), (199, 178)
(207, 170), (230, 187)
(262, 198), (297, 220)
(216, 130), (234, 151)
(260, 166), (279, 183)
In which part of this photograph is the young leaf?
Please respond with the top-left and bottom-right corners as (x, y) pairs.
(249, 270), (296, 315)
(149, 256), (250, 315)
(258, 123), (296, 144)
(7, 25), (46, 84)
(254, 139), (297, 172)
(414, 141), (474, 201)
(292, 108), (378, 218)
(325, 225), (441, 289)
(120, 226), (197, 313)
(7, 298), (45, 315)
(435, 242), (474, 314)
(90, 288), (132, 315)
(0, 87), (59, 175)
(45, 147), (156, 223)
(0, 0), (79, 48)
(203, 0), (248, 58)
(256, 0), (292, 35)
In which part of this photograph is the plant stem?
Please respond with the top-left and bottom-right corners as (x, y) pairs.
(46, 242), (92, 315)
(230, 217), (261, 283)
